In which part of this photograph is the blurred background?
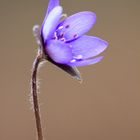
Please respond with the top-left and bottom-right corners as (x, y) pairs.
(0, 0), (140, 140)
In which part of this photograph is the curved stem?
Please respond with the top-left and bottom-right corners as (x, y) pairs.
(31, 55), (43, 140)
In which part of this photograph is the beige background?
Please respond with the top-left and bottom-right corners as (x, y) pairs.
(0, 0), (140, 140)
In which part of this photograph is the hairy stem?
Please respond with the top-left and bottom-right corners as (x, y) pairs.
(31, 55), (43, 140)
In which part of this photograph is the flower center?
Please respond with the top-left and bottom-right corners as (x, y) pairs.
(52, 24), (78, 43)
(52, 25), (66, 42)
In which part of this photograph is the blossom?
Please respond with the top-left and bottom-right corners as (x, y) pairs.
(40, 0), (108, 79)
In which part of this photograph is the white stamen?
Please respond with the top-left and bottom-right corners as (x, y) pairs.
(62, 13), (67, 18)
(58, 26), (64, 30)
(60, 14), (67, 21)
(60, 38), (66, 42)
(54, 32), (58, 40)
(74, 55), (83, 60)
(70, 59), (76, 63)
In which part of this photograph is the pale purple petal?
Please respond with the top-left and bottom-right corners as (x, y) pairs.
(57, 12), (96, 41)
(46, 40), (72, 64)
(42, 6), (63, 41)
(68, 56), (103, 67)
(47, 0), (60, 14)
(70, 35), (108, 59)
(42, 0), (60, 27)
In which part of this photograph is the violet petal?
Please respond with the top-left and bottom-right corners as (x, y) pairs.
(42, 6), (63, 41)
(70, 35), (108, 59)
(47, 0), (60, 14)
(42, 0), (60, 27)
(57, 11), (96, 41)
(46, 40), (72, 64)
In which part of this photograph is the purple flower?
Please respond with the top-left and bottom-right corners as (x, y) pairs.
(40, 0), (108, 79)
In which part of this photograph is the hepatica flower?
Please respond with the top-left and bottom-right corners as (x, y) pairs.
(40, 0), (108, 79)
(31, 0), (108, 139)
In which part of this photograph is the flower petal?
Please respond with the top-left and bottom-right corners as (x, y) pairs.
(68, 56), (103, 67)
(70, 35), (108, 59)
(42, 6), (63, 41)
(47, 0), (60, 14)
(42, 0), (60, 26)
(46, 40), (72, 64)
(57, 11), (96, 41)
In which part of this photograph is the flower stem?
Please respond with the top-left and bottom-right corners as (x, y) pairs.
(31, 54), (43, 140)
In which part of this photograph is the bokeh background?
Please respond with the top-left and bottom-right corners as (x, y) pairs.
(0, 0), (140, 140)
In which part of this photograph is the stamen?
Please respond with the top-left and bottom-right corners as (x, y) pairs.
(60, 38), (66, 42)
(53, 32), (58, 40)
(70, 59), (76, 63)
(73, 34), (78, 39)
(62, 13), (67, 18)
(74, 55), (83, 60)
(61, 14), (67, 21)
(65, 25), (70, 28)
(60, 33), (64, 38)
(58, 26), (64, 30)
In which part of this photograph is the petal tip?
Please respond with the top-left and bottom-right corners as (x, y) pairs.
(104, 40), (109, 48)
(100, 40), (109, 52)
(42, 5), (63, 41)
(47, 0), (60, 14)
